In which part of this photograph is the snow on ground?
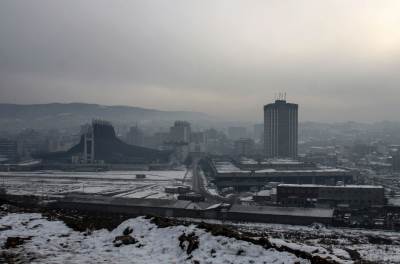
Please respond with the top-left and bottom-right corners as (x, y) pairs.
(0, 170), (187, 181)
(268, 238), (351, 264)
(214, 162), (245, 173)
(0, 170), (192, 200)
(179, 218), (400, 264)
(1, 211), (398, 263)
(0, 213), (306, 264)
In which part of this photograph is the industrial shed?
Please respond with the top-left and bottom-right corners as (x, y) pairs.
(52, 194), (334, 226)
(226, 205), (334, 225)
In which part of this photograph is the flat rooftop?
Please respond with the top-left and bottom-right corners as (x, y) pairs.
(230, 204), (334, 218)
(214, 161), (349, 176)
(255, 168), (347, 173)
(278, 184), (384, 189)
(63, 194), (198, 209)
(214, 162), (242, 172)
(254, 190), (272, 196)
(240, 158), (304, 165)
(63, 194), (333, 218)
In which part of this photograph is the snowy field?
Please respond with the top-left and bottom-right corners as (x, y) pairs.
(0, 213), (305, 264)
(0, 170), (191, 199)
(1, 171), (400, 263)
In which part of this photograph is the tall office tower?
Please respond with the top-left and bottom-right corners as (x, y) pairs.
(264, 98), (298, 159)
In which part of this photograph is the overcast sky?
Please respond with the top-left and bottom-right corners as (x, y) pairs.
(0, 1), (400, 122)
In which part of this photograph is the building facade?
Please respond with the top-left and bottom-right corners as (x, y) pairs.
(234, 138), (255, 157)
(392, 150), (400, 172)
(277, 184), (385, 208)
(0, 139), (19, 162)
(190, 132), (207, 153)
(170, 121), (191, 143)
(264, 99), (298, 159)
(211, 160), (354, 191)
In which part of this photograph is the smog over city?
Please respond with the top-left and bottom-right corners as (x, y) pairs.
(1, 1), (400, 264)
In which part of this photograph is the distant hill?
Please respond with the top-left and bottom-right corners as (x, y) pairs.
(0, 103), (214, 131)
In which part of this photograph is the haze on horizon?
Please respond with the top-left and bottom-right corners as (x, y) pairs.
(0, 0), (400, 123)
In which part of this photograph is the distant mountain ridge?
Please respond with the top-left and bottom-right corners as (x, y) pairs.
(0, 103), (213, 131)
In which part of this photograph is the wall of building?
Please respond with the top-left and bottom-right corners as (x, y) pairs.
(51, 198), (333, 226)
(264, 100), (298, 159)
(277, 185), (385, 208)
(0, 139), (19, 162)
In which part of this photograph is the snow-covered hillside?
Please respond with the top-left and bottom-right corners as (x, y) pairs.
(1, 211), (399, 263)
(0, 213), (305, 264)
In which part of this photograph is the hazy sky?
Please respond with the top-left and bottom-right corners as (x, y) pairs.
(1, 1), (400, 122)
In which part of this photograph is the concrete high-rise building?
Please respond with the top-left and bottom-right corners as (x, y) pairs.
(392, 150), (400, 172)
(234, 138), (255, 157)
(170, 121), (191, 143)
(0, 139), (19, 162)
(253, 123), (264, 142)
(190, 132), (207, 153)
(264, 99), (298, 159)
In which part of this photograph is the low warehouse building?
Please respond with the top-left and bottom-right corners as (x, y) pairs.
(211, 160), (354, 191)
(226, 205), (333, 225)
(52, 193), (334, 226)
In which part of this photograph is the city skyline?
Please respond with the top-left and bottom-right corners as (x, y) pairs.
(1, 2), (400, 262)
(1, 1), (400, 122)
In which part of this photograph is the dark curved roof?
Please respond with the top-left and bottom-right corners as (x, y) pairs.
(40, 122), (170, 164)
